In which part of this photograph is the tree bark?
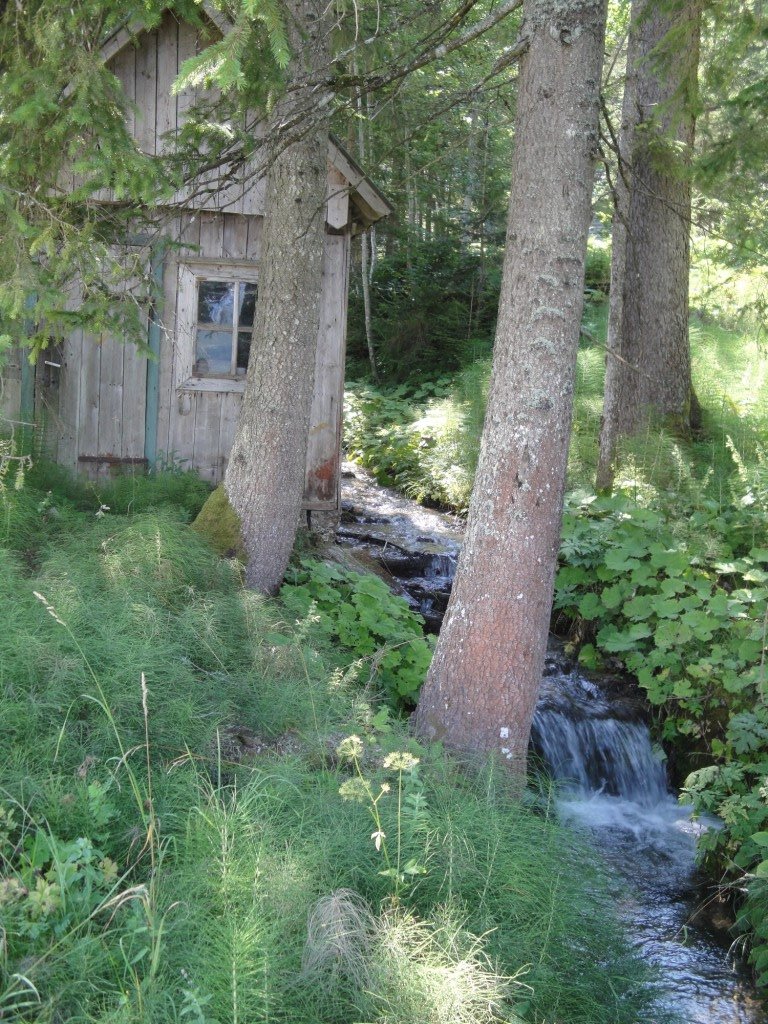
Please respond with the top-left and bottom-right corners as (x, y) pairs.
(414, 0), (606, 771)
(596, 0), (701, 490)
(224, 0), (332, 594)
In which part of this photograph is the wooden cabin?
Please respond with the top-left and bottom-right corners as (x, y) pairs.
(0, 6), (391, 510)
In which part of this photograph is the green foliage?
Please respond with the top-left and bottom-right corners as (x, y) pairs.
(347, 235), (500, 382)
(281, 558), (435, 707)
(345, 370), (488, 512)
(0, 466), (655, 1024)
(583, 237), (612, 296)
(555, 492), (766, 748)
(0, 1), (187, 353)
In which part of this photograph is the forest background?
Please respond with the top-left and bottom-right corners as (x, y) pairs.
(0, 0), (767, 1020)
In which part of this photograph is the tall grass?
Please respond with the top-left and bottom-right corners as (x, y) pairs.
(346, 295), (768, 520)
(0, 470), (658, 1023)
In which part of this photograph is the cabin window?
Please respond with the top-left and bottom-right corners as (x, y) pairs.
(193, 279), (258, 378)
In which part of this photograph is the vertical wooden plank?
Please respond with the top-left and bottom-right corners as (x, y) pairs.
(109, 43), (136, 141)
(168, 388), (197, 471)
(218, 392), (242, 480)
(326, 167), (350, 230)
(156, 215), (198, 463)
(176, 20), (198, 131)
(246, 217), (263, 260)
(0, 347), (22, 423)
(135, 28), (157, 155)
(173, 262), (198, 391)
(165, 214), (201, 469)
(78, 333), (103, 467)
(191, 391), (223, 481)
(97, 335), (125, 458)
(155, 13), (178, 153)
(199, 212), (224, 258)
(239, 166), (267, 216)
(304, 234), (348, 507)
(122, 327), (148, 459)
(222, 215), (249, 260)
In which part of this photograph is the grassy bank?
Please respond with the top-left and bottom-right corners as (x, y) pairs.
(0, 467), (657, 1023)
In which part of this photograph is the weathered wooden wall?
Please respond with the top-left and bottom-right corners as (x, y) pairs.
(0, 349), (22, 426)
(46, 208), (348, 499)
(5, 9), (357, 507)
(73, 12), (268, 216)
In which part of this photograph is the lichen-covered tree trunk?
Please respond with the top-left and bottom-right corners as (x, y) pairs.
(225, 0), (332, 594)
(414, 0), (606, 771)
(596, 0), (701, 490)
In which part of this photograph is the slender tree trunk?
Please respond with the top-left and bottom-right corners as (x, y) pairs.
(460, 105), (479, 247)
(224, 0), (332, 594)
(414, 0), (606, 771)
(596, 0), (701, 490)
(354, 63), (378, 383)
(360, 232), (378, 381)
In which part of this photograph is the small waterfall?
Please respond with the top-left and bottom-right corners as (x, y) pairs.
(530, 663), (668, 806)
(530, 659), (763, 1024)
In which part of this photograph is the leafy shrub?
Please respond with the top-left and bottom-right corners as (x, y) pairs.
(554, 490), (768, 985)
(281, 558), (435, 707)
(344, 371), (488, 512)
(555, 492), (766, 753)
(344, 383), (426, 494)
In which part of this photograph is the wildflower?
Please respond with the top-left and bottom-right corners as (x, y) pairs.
(382, 751), (420, 772)
(339, 778), (368, 803)
(336, 735), (364, 762)
(380, 782), (391, 794)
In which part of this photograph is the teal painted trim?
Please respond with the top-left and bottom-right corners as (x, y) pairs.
(144, 241), (166, 469)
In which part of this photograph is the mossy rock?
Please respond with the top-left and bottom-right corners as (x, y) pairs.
(191, 484), (246, 561)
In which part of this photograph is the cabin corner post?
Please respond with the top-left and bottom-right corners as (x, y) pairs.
(144, 239), (167, 470)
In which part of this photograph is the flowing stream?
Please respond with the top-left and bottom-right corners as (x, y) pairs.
(338, 463), (766, 1024)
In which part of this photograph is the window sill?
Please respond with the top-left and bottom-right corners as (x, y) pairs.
(179, 377), (247, 394)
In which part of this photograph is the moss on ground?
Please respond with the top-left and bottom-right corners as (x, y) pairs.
(192, 483), (246, 560)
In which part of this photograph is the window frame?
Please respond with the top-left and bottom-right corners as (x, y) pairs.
(176, 260), (259, 394)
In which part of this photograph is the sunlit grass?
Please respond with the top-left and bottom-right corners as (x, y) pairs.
(0, 471), (656, 1023)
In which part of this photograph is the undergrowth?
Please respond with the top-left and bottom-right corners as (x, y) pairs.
(343, 292), (768, 987)
(0, 467), (657, 1023)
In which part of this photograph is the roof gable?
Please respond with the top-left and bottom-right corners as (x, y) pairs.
(80, 8), (391, 226)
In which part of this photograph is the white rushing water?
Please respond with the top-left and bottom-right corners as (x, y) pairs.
(532, 665), (765, 1024)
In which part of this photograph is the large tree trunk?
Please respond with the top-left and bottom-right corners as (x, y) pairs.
(414, 0), (606, 771)
(596, 0), (701, 490)
(224, 0), (332, 594)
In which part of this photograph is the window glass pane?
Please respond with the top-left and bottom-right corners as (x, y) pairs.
(195, 330), (233, 375)
(236, 331), (251, 374)
(239, 282), (258, 327)
(198, 281), (234, 325)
